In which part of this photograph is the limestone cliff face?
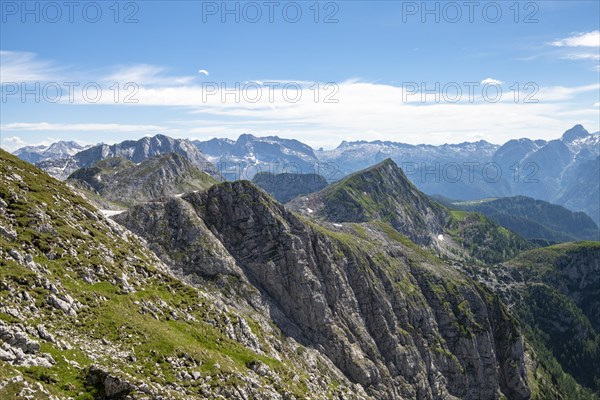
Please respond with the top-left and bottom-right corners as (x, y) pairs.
(116, 180), (531, 399)
(465, 242), (600, 393)
(0, 149), (366, 399)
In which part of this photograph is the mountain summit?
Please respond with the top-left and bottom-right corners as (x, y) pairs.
(561, 124), (590, 143)
(289, 158), (448, 244)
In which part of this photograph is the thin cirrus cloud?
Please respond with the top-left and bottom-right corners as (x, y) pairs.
(563, 53), (600, 61)
(0, 122), (169, 132)
(0, 50), (64, 83)
(103, 65), (197, 86)
(0, 51), (198, 86)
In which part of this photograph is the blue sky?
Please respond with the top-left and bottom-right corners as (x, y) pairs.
(1, 0), (599, 151)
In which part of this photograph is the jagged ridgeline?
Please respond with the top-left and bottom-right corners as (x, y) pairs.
(35, 134), (220, 181)
(1, 149), (597, 399)
(288, 159), (531, 263)
(67, 153), (218, 208)
(0, 149), (365, 399)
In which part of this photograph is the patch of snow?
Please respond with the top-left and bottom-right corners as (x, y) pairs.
(333, 223), (343, 227)
(306, 208), (314, 214)
(437, 234), (444, 241)
(100, 210), (125, 217)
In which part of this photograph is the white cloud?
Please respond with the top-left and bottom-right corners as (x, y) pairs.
(0, 122), (169, 132)
(2, 51), (598, 148)
(103, 65), (196, 86)
(0, 136), (27, 151)
(198, 69), (209, 76)
(481, 78), (503, 85)
(550, 31), (600, 47)
(0, 51), (63, 83)
(562, 53), (600, 61)
(5, 79), (599, 148)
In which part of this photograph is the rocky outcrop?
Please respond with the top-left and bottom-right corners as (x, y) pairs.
(460, 242), (600, 393)
(67, 153), (217, 207)
(116, 180), (531, 399)
(0, 321), (56, 368)
(0, 149), (366, 399)
(87, 365), (135, 399)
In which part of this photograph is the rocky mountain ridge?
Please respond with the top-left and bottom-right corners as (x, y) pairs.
(34, 135), (218, 181)
(12, 125), (599, 223)
(288, 159), (449, 245)
(116, 179), (532, 399)
(1, 148), (597, 398)
(67, 153), (217, 209)
(0, 148), (365, 399)
(12, 141), (92, 164)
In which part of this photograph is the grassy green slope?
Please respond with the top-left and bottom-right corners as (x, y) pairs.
(0, 149), (357, 399)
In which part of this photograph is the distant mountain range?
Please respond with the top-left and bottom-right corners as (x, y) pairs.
(492, 125), (600, 223)
(33, 134), (218, 180)
(12, 141), (92, 164)
(11, 125), (600, 223)
(195, 125), (600, 223)
(193, 134), (322, 181)
(318, 125), (600, 223)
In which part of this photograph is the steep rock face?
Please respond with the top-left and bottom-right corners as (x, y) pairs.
(252, 172), (329, 203)
(461, 242), (600, 394)
(67, 153), (217, 207)
(288, 159), (449, 245)
(509, 243), (600, 332)
(0, 149), (365, 399)
(36, 134), (218, 180)
(116, 180), (531, 400)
